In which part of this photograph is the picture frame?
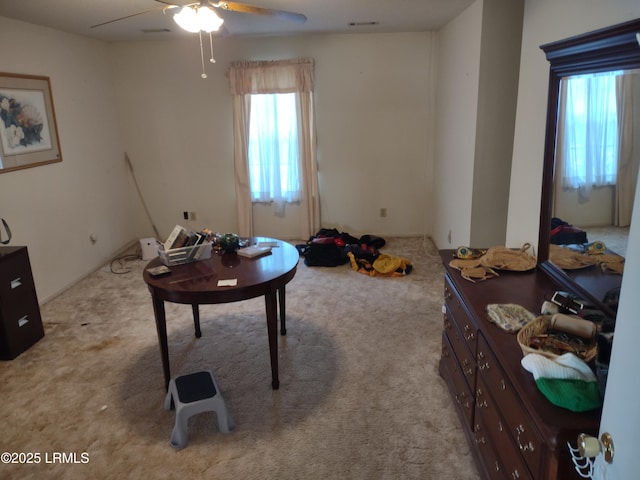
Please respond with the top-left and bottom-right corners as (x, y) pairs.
(0, 72), (62, 174)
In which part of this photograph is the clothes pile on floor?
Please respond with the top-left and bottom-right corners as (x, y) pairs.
(550, 217), (588, 245)
(297, 228), (412, 277)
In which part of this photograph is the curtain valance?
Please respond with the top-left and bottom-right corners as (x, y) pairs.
(227, 58), (314, 95)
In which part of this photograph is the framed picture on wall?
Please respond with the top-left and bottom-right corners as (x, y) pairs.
(0, 72), (62, 174)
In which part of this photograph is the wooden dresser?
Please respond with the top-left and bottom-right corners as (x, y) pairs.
(0, 246), (45, 359)
(438, 250), (600, 480)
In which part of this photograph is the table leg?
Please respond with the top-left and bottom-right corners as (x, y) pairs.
(278, 286), (286, 335)
(151, 292), (171, 390)
(192, 304), (201, 338)
(265, 290), (280, 390)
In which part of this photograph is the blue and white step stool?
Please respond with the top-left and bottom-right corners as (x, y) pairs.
(163, 370), (234, 448)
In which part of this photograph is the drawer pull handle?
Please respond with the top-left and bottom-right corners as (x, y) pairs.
(475, 389), (487, 408)
(501, 379), (506, 391)
(11, 277), (22, 289)
(516, 424), (535, 452)
(498, 421), (503, 432)
(454, 393), (470, 409)
(444, 289), (452, 300)
(495, 461), (501, 472)
(463, 325), (475, 341)
(18, 315), (29, 327)
(512, 470), (520, 479)
(462, 359), (473, 376)
(478, 361), (490, 371)
(475, 435), (486, 445)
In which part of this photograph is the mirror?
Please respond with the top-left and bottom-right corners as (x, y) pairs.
(538, 18), (640, 316)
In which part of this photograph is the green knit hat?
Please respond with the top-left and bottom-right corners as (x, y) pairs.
(521, 353), (601, 412)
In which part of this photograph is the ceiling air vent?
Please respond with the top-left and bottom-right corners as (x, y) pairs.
(348, 21), (380, 27)
(141, 28), (172, 34)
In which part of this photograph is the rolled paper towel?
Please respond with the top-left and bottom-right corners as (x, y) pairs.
(550, 313), (597, 340)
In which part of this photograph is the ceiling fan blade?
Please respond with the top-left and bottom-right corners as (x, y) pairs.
(90, 8), (162, 28)
(216, 1), (307, 24)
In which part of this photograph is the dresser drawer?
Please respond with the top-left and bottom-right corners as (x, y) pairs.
(441, 334), (474, 427)
(0, 248), (36, 300)
(0, 294), (44, 360)
(476, 376), (533, 480)
(444, 307), (476, 392)
(444, 275), (478, 357)
(477, 334), (543, 478)
(472, 418), (505, 479)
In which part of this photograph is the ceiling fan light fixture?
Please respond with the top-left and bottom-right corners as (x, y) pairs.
(197, 6), (224, 32)
(173, 6), (199, 32)
(173, 5), (224, 33)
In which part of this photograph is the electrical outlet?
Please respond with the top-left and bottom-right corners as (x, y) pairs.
(380, 208), (387, 218)
(448, 229), (452, 244)
(189, 211), (197, 221)
(183, 211), (189, 220)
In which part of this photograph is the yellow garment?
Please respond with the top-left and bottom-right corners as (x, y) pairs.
(348, 252), (412, 277)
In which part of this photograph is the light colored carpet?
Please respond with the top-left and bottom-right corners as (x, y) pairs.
(0, 237), (479, 480)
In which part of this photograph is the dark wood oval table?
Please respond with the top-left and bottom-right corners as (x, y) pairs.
(143, 237), (299, 390)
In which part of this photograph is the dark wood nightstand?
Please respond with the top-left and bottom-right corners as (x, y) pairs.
(0, 246), (45, 359)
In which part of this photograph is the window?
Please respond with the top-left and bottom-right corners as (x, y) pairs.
(247, 93), (301, 203)
(228, 58), (319, 237)
(560, 71), (620, 190)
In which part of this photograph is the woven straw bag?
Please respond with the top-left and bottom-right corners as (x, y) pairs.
(548, 244), (597, 270)
(517, 316), (597, 362)
(479, 243), (537, 271)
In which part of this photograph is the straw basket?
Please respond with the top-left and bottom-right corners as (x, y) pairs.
(517, 316), (597, 362)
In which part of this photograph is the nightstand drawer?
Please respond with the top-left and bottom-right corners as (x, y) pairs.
(0, 248), (35, 300)
(0, 295), (44, 359)
(0, 246), (44, 360)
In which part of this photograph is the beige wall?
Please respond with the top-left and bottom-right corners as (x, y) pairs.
(432, 0), (523, 249)
(0, 17), (135, 303)
(110, 32), (435, 242)
(470, 0), (523, 247)
(432, 1), (482, 248)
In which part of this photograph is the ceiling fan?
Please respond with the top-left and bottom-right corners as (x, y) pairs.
(90, 0), (307, 31)
(91, 1), (306, 78)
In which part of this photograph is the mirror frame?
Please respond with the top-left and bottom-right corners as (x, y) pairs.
(537, 18), (640, 313)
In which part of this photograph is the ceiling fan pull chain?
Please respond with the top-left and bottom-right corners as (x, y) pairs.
(199, 30), (208, 78)
(209, 31), (216, 64)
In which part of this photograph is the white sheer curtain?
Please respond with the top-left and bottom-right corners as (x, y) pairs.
(228, 58), (319, 238)
(559, 71), (620, 200)
(248, 93), (300, 205)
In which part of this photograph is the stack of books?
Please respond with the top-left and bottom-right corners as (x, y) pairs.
(160, 225), (214, 265)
